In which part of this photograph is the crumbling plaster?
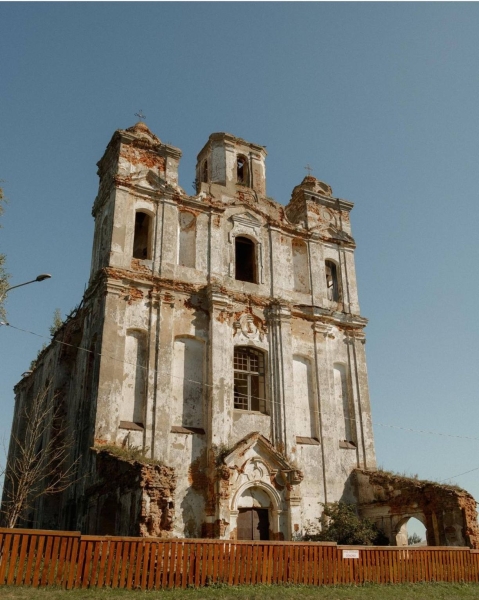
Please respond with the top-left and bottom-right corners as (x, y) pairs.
(7, 122), (472, 544)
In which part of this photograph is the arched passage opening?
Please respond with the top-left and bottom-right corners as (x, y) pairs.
(236, 486), (272, 540)
(396, 515), (427, 546)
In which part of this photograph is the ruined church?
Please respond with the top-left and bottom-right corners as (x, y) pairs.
(4, 122), (478, 546)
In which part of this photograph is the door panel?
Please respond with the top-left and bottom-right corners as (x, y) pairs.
(237, 508), (269, 540)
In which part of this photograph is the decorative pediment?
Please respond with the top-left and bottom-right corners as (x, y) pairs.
(230, 211), (262, 231)
(222, 432), (303, 487)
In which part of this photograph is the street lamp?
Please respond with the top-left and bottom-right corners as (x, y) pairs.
(1, 273), (52, 302)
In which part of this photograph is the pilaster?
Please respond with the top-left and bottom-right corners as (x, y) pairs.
(311, 321), (336, 504)
(207, 285), (234, 448)
(152, 291), (176, 463)
(94, 279), (127, 441)
(347, 330), (376, 469)
(266, 303), (295, 457)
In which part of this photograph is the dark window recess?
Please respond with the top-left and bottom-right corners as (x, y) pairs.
(325, 260), (340, 302)
(234, 347), (266, 413)
(235, 237), (256, 283)
(202, 160), (208, 183)
(237, 508), (269, 540)
(237, 155), (248, 184)
(133, 212), (151, 259)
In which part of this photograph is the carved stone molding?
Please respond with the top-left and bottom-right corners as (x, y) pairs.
(313, 322), (335, 339)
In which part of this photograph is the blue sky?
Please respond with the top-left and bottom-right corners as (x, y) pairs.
(1, 3), (479, 526)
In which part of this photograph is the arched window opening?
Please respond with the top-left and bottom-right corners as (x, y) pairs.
(292, 239), (311, 293)
(235, 236), (257, 283)
(133, 211), (152, 260)
(234, 347), (266, 413)
(237, 155), (249, 185)
(325, 260), (340, 302)
(201, 159), (208, 183)
(178, 211), (196, 268)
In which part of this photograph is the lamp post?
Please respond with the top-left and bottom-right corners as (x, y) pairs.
(0, 273), (52, 303)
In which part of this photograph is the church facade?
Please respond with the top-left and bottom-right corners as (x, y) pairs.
(4, 122), (378, 540)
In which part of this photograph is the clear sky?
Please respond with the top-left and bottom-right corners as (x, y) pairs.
(1, 3), (479, 524)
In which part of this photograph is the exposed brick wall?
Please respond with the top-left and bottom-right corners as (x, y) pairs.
(354, 469), (479, 548)
(86, 449), (176, 538)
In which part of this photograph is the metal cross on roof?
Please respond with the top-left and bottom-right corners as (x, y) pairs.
(134, 110), (146, 121)
(304, 164), (313, 176)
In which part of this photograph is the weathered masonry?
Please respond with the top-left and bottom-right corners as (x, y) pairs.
(4, 123), (477, 545)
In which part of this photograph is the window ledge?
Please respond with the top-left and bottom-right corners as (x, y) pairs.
(339, 440), (356, 449)
(296, 436), (320, 446)
(119, 421), (144, 432)
(171, 426), (205, 435)
(233, 409), (269, 417)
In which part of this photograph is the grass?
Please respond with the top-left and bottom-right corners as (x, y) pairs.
(93, 445), (164, 467)
(2, 583), (479, 600)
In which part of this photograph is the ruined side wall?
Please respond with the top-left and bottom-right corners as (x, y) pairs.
(354, 469), (479, 548)
(86, 449), (176, 537)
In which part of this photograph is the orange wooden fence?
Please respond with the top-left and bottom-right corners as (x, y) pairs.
(1, 527), (479, 589)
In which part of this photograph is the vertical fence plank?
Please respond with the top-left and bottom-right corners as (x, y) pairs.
(14, 533), (29, 586)
(126, 540), (137, 590)
(168, 541), (177, 589)
(24, 535), (38, 587)
(96, 539), (108, 589)
(187, 543), (195, 588)
(158, 542), (168, 590)
(180, 541), (189, 589)
(39, 535), (54, 587)
(105, 539), (117, 589)
(162, 541), (169, 589)
(80, 540), (93, 589)
(120, 541), (131, 589)
(74, 539), (87, 589)
(147, 543), (157, 590)
(55, 536), (69, 586)
(110, 540), (122, 589)
(66, 536), (79, 590)
(173, 542), (182, 589)
(6, 533), (21, 585)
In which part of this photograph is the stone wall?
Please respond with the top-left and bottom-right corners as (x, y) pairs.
(354, 469), (479, 548)
(85, 448), (176, 537)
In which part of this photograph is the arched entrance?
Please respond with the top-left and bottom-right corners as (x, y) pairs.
(236, 487), (271, 540)
(395, 515), (427, 546)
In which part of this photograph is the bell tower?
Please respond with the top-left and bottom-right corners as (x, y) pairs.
(195, 132), (267, 197)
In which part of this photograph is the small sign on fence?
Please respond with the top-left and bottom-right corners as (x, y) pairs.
(343, 549), (360, 559)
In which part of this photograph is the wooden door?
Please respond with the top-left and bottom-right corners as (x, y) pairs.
(237, 508), (269, 540)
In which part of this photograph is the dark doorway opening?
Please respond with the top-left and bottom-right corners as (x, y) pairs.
(237, 508), (269, 540)
(235, 237), (256, 283)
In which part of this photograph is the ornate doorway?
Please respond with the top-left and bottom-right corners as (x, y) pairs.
(237, 508), (269, 540)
